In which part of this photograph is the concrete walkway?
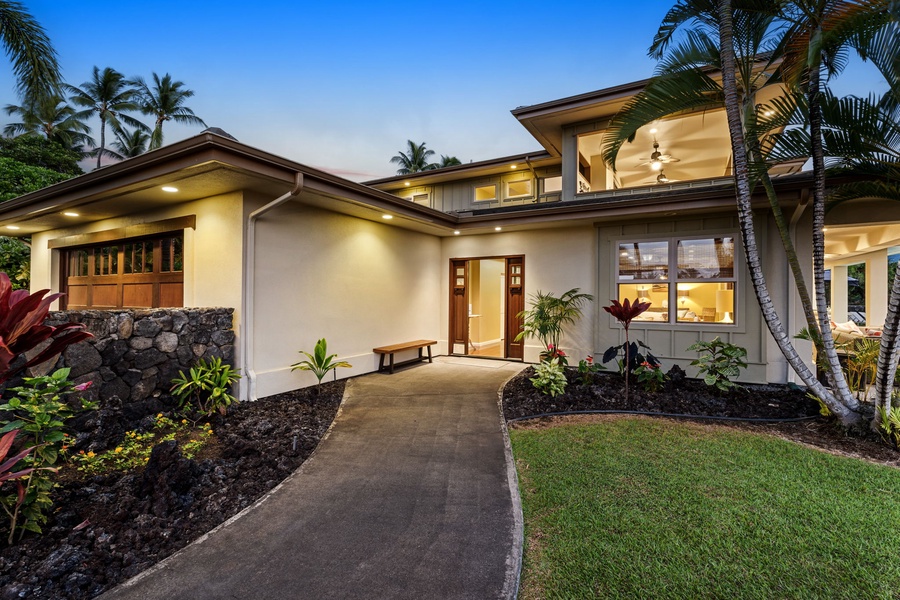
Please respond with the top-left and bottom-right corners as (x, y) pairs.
(100, 357), (525, 600)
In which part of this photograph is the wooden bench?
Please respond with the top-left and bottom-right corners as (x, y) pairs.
(373, 340), (436, 374)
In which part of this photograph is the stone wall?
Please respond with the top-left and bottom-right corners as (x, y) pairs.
(40, 308), (235, 421)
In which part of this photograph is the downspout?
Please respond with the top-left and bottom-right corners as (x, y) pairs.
(787, 187), (811, 383)
(524, 156), (539, 202)
(242, 172), (304, 401)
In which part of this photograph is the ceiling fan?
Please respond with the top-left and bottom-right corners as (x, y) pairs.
(636, 140), (681, 171)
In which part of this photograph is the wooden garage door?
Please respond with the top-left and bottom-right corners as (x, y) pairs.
(64, 234), (184, 309)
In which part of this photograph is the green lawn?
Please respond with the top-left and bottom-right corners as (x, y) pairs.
(511, 417), (900, 599)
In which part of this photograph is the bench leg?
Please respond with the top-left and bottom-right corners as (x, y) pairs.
(427, 345), (433, 363)
(389, 353), (395, 375)
(378, 353), (385, 373)
(418, 347), (423, 362)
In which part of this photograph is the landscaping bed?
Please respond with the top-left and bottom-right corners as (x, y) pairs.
(0, 381), (344, 600)
(503, 367), (900, 466)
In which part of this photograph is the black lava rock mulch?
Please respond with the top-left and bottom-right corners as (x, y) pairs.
(0, 381), (344, 600)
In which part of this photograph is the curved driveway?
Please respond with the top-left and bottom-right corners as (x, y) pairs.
(100, 357), (525, 600)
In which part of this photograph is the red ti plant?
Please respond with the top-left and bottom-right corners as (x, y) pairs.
(0, 429), (42, 543)
(0, 273), (92, 384)
(603, 298), (651, 400)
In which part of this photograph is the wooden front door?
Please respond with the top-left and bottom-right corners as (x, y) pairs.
(449, 256), (525, 359)
(505, 257), (525, 360)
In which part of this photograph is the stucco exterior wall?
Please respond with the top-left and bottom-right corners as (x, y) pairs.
(442, 226), (598, 363)
(29, 191), (245, 314)
(246, 199), (442, 398)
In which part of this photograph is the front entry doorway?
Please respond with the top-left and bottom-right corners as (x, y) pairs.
(450, 256), (524, 360)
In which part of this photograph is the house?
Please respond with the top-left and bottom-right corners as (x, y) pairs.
(2, 77), (898, 401)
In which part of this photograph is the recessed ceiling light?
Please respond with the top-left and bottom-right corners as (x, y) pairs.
(161, 186), (178, 193)
(404, 182), (410, 187)
(63, 211), (79, 217)
(494, 227), (502, 231)
(510, 165), (517, 169)
(453, 230), (460, 235)
(6, 225), (20, 230)
(649, 127), (658, 134)
(382, 214), (393, 220)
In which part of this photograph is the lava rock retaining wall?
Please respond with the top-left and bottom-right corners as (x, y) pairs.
(42, 308), (235, 423)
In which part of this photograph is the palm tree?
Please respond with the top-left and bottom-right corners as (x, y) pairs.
(110, 126), (150, 159)
(436, 155), (462, 168)
(0, 1), (60, 101)
(131, 72), (206, 150)
(65, 67), (147, 169)
(4, 93), (93, 150)
(390, 140), (437, 174)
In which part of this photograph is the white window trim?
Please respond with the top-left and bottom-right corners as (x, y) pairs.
(505, 179), (533, 200)
(474, 183), (498, 203)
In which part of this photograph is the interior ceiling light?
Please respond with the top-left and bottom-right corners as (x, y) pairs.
(161, 186), (178, 193)
(649, 127), (658, 134)
(657, 171), (670, 184)
(63, 211), (79, 217)
(453, 230), (461, 235)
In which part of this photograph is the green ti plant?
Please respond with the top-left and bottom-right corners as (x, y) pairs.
(170, 357), (240, 416)
(291, 338), (351, 387)
(0, 368), (94, 543)
(516, 289), (593, 362)
(687, 337), (748, 393)
(530, 357), (568, 397)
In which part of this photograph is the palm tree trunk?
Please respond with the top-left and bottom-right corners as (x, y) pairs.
(807, 67), (860, 410)
(97, 114), (105, 170)
(716, 0), (860, 426)
(874, 266), (900, 419)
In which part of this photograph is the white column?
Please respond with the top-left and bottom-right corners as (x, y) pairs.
(831, 264), (848, 322)
(868, 251), (889, 328)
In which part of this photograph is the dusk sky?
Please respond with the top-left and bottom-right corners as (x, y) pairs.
(5, 1), (889, 181)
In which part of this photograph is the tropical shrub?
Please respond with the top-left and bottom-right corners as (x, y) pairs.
(634, 361), (667, 393)
(530, 358), (568, 397)
(0, 429), (47, 545)
(170, 357), (240, 416)
(876, 405), (900, 449)
(291, 338), (351, 387)
(687, 337), (748, 393)
(0, 368), (94, 541)
(541, 344), (568, 367)
(0, 272), (92, 384)
(576, 355), (604, 385)
(845, 337), (879, 400)
(602, 298), (652, 401)
(516, 289), (594, 357)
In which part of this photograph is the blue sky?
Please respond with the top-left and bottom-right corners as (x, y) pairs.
(3, 1), (889, 180)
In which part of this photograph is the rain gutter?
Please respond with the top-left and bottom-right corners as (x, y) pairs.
(242, 172), (304, 401)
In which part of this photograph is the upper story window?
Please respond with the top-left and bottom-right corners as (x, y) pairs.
(506, 179), (532, 198)
(616, 236), (736, 325)
(474, 184), (498, 202)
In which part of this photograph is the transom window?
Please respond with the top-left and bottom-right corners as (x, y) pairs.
(474, 184), (497, 202)
(616, 236), (736, 324)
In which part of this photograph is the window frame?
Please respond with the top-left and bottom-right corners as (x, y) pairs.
(614, 233), (739, 327)
(473, 183), (498, 203)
